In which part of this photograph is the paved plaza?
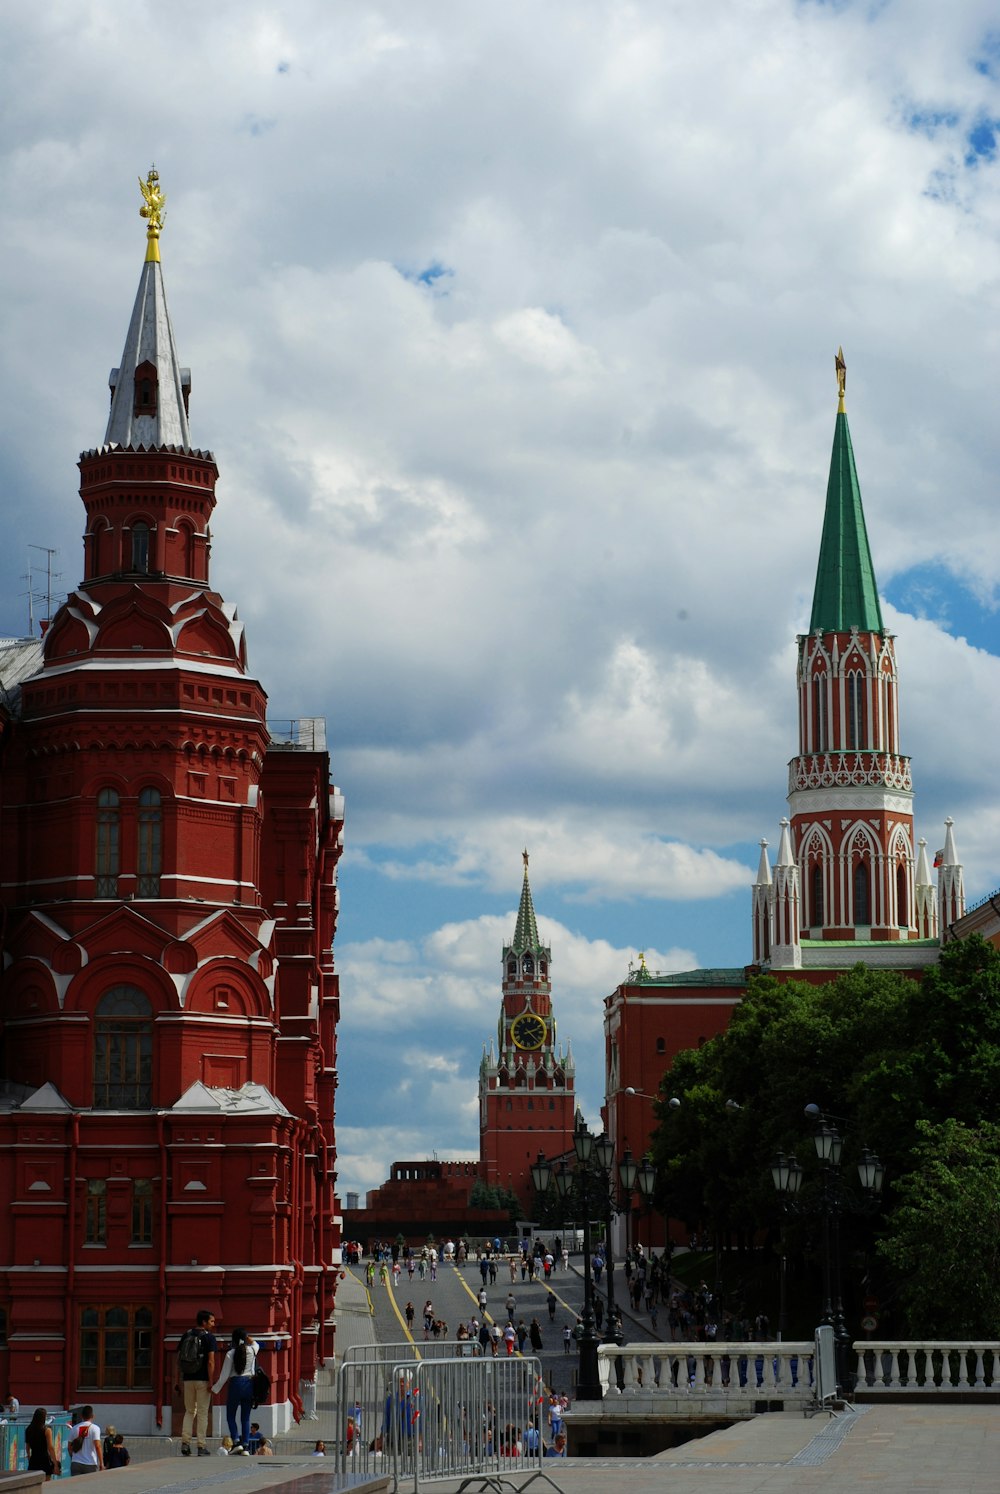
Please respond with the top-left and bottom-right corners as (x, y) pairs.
(17, 1264), (999, 1493)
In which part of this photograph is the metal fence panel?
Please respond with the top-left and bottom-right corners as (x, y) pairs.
(342, 1340), (483, 1366)
(337, 1353), (561, 1492)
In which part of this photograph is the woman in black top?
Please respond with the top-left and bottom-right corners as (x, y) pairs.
(25, 1408), (55, 1480)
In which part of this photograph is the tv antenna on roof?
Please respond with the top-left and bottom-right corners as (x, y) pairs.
(22, 545), (62, 636)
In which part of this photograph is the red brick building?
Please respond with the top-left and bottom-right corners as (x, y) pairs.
(0, 173), (344, 1433)
(604, 357), (965, 1247)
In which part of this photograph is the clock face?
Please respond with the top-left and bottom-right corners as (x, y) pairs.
(511, 1011), (547, 1050)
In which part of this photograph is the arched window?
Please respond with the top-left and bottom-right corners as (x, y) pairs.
(507, 959), (517, 979)
(522, 954), (534, 978)
(896, 862), (908, 928)
(811, 863), (824, 929)
(136, 788), (162, 896)
(847, 671), (865, 749)
(853, 862), (870, 926)
(131, 522), (150, 573)
(93, 986), (153, 1109)
(95, 789), (120, 897)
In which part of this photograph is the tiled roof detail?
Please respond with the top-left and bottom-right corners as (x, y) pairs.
(105, 257), (192, 451)
(809, 410), (884, 634)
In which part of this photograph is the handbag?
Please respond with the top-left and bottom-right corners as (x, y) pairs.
(251, 1363), (270, 1407)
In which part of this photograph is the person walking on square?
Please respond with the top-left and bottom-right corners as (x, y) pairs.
(69, 1406), (103, 1476)
(178, 1308), (218, 1457)
(25, 1408), (56, 1481)
(212, 1327), (259, 1454)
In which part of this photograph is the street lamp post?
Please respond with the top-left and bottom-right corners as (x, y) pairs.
(769, 1150), (803, 1341)
(771, 1110), (884, 1394)
(531, 1126), (603, 1401)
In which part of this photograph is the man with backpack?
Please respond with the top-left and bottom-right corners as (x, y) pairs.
(69, 1407), (103, 1475)
(177, 1310), (218, 1457)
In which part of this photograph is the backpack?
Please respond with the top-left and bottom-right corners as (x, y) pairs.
(178, 1328), (204, 1376)
(69, 1424), (91, 1456)
(251, 1364), (270, 1408)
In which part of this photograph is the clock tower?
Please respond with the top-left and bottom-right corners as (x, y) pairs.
(478, 853), (576, 1205)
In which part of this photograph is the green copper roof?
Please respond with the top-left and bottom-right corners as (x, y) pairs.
(809, 410), (884, 634)
(511, 866), (541, 954)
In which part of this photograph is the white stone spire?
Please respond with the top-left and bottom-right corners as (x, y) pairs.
(937, 817), (965, 937)
(771, 819), (802, 969)
(914, 838), (937, 942)
(752, 838), (773, 966)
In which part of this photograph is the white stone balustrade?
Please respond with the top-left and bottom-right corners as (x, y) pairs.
(591, 1341), (815, 1409)
(854, 1342), (1000, 1393)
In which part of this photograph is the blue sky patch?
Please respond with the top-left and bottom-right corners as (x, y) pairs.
(908, 107), (959, 137)
(965, 117), (1000, 164)
(886, 561), (998, 650)
(396, 261), (455, 291)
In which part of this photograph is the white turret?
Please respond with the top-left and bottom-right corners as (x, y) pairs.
(752, 838), (773, 965)
(914, 838), (938, 942)
(771, 819), (802, 969)
(937, 818), (965, 939)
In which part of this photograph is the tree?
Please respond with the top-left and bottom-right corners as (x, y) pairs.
(878, 1119), (1000, 1337)
(647, 938), (1000, 1335)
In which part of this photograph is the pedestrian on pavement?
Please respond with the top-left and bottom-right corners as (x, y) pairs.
(423, 1301), (434, 1339)
(546, 1292), (556, 1322)
(69, 1405), (103, 1476)
(529, 1318), (543, 1352)
(212, 1327), (260, 1454)
(562, 1324), (572, 1354)
(405, 1301), (415, 1332)
(177, 1308), (218, 1457)
(505, 1291), (516, 1320)
(503, 1323), (517, 1355)
(25, 1409), (56, 1480)
(517, 1319), (528, 1351)
(106, 1434), (130, 1469)
(478, 1287), (488, 1312)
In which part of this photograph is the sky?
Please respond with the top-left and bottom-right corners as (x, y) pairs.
(2, 0), (1000, 1202)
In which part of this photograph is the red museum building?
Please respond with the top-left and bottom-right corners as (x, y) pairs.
(0, 173), (344, 1433)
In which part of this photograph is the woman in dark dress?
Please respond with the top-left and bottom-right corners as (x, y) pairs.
(25, 1408), (55, 1481)
(529, 1318), (543, 1351)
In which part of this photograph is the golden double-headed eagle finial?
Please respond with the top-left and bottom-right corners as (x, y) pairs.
(139, 167), (166, 262)
(835, 346), (847, 411)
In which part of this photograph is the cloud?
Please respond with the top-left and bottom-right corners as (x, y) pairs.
(335, 913), (696, 1195)
(1, 0), (1000, 1200)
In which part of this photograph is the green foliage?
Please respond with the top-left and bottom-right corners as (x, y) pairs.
(468, 1181), (521, 1220)
(878, 1119), (1000, 1337)
(647, 938), (1000, 1336)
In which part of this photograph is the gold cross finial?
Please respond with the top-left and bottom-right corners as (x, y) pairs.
(835, 346), (846, 412)
(139, 167), (166, 263)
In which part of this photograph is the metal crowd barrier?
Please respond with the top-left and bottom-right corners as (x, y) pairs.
(336, 1351), (565, 1493)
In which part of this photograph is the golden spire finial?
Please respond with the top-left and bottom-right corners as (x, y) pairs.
(139, 167), (166, 263)
(835, 346), (847, 413)
(522, 847), (530, 875)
